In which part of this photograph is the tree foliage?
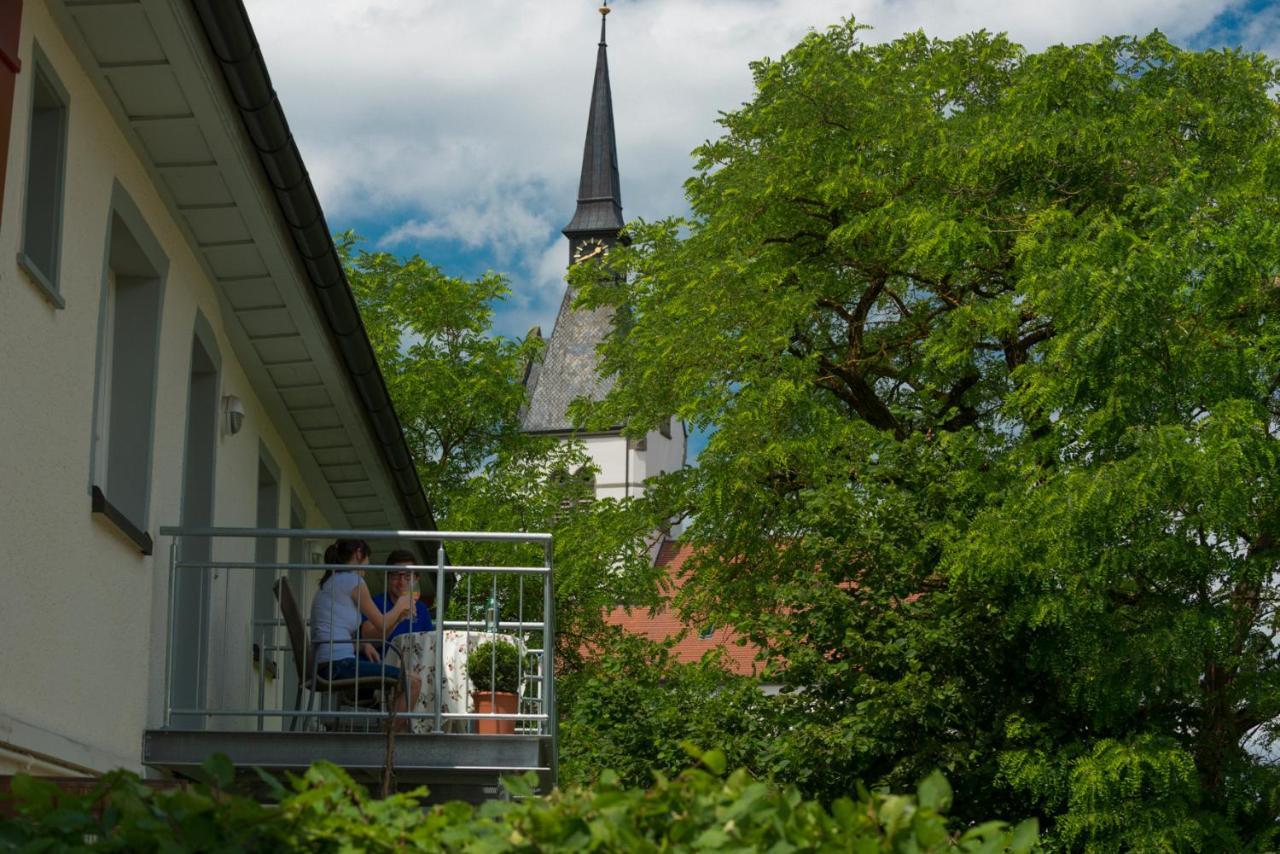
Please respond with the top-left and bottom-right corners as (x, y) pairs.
(339, 232), (536, 517)
(0, 756), (1035, 853)
(558, 633), (776, 788)
(576, 21), (1280, 849)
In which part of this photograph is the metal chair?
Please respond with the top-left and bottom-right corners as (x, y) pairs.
(273, 577), (405, 732)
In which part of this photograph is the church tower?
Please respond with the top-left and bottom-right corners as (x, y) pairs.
(521, 4), (686, 510)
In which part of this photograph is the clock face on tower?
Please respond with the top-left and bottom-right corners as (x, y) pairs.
(572, 237), (608, 265)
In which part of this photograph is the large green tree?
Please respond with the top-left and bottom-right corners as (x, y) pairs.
(575, 22), (1280, 849)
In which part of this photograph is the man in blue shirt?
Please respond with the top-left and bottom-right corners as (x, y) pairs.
(361, 549), (433, 662)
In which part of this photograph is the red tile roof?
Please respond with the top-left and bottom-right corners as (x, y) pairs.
(602, 540), (763, 677)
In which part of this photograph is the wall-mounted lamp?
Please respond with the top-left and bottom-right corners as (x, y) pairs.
(223, 394), (245, 435)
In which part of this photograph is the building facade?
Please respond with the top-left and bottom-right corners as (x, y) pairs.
(0, 0), (435, 777)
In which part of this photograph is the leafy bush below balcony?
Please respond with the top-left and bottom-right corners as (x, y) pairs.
(0, 751), (1037, 852)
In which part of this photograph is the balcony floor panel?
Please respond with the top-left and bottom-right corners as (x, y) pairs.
(143, 730), (553, 802)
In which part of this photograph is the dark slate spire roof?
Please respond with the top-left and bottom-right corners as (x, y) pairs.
(523, 7), (625, 434)
(520, 287), (618, 433)
(563, 7), (624, 237)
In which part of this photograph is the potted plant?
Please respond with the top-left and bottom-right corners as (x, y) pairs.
(467, 639), (521, 734)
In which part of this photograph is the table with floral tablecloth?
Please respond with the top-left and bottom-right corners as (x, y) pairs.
(390, 630), (528, 734)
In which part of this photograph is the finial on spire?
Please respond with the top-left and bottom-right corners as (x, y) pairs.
(599, 3), (610, 44)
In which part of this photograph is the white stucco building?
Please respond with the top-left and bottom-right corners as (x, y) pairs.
(0, 0), (439, 779)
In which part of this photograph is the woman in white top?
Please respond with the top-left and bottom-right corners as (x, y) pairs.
(310, 538), (422, 724)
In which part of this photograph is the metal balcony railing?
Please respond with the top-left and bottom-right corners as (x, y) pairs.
(155, 527), (556, 754)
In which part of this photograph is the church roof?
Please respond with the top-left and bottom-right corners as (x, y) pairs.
(563, 10), (624, 237)
(520, 285), (619, 433)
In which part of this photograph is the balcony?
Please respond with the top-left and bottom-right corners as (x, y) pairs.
(144, 527), (556, 803)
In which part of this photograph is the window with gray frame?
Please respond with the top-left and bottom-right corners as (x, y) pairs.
(19, 46), (68, 307)
(91, 191), (166, 552)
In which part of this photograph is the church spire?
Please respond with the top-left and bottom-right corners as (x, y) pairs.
(563, 3), (624, 238)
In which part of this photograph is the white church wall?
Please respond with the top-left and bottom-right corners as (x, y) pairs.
(580, 433), (631, 500)
(575, 418), (686, 531)
(642, 418), (686, 483)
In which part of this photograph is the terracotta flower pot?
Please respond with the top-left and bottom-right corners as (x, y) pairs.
(472, 691), (518, 734)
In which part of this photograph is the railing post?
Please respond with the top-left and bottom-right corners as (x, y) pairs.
(164, 538), (178, 728)
(434, 543), (446, 734)
(543, 538), (557, 786)
(256, 620), (267, 732)
(197, 542), (209, 730)
(517, 573), (524, 732)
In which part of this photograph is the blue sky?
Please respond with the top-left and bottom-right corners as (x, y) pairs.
(247, 0), (1280, 461)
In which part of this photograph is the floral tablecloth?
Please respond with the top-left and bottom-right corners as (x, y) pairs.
(390, 630), (527, 734)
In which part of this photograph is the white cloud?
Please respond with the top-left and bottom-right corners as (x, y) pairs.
(488, 237), (577, 340)
(246, 0), (1244, 334)
(532, 238), (573, 301)
(379, 201), (552, 258)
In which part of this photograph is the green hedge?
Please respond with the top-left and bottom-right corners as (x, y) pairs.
(0, 751), (1035, 852)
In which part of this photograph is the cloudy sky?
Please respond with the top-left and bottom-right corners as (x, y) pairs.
(245, 0), (1278, 341)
